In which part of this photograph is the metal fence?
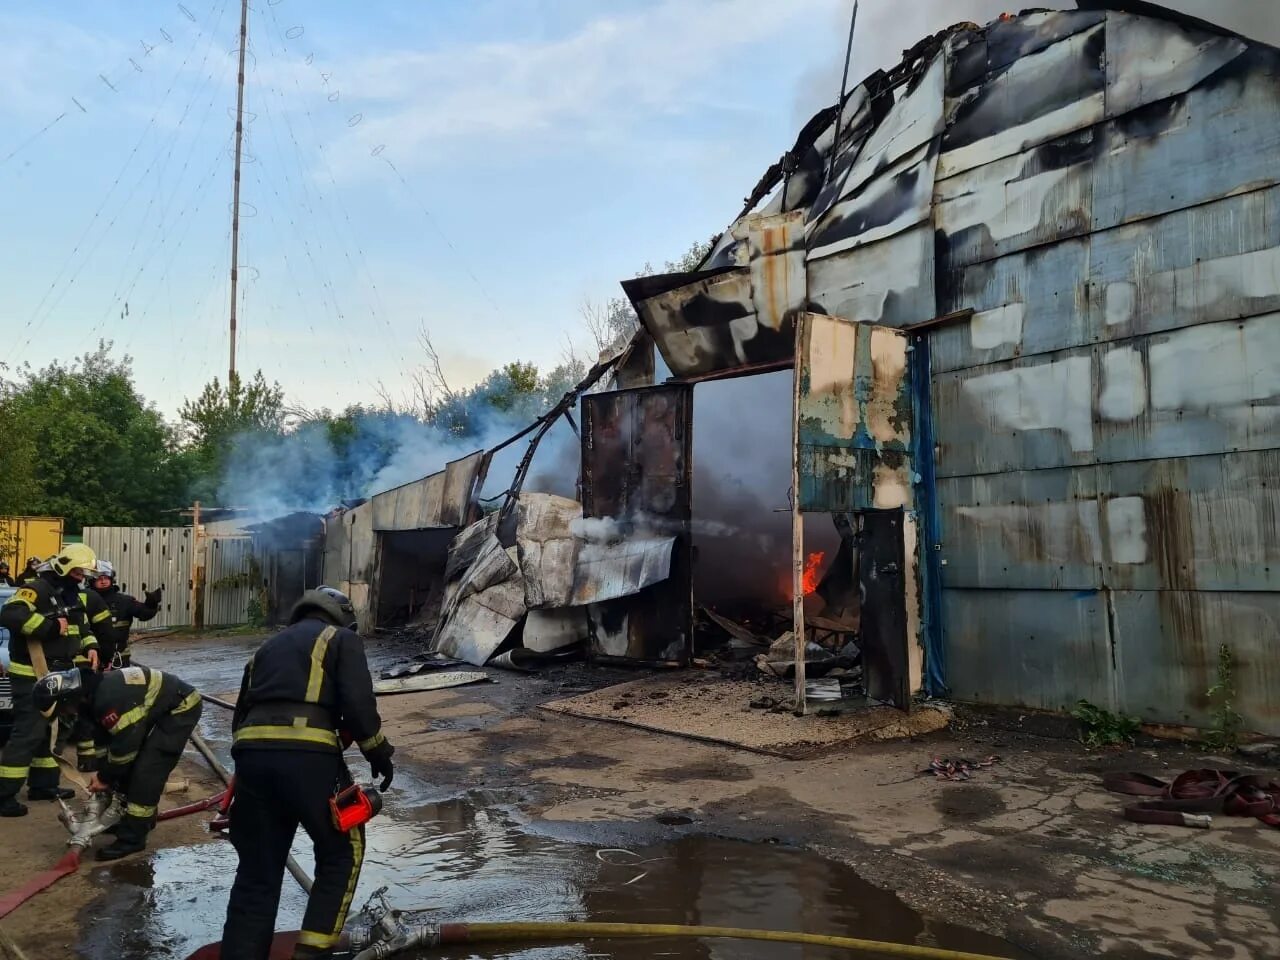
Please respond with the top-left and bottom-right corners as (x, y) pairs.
(82, 527), (194, 629)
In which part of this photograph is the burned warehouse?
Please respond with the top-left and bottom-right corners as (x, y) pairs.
(344, 1), (1280, 736)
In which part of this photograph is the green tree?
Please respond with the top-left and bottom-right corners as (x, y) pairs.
(0, 365), (38, 518)
(3, 343), (187, 531)
(178, 370), (285, 501)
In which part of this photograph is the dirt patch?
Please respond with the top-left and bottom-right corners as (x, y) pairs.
(542, 673), (950, 757)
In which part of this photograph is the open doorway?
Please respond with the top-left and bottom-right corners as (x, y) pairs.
(374, 528), (457, 630)
(690, 369), (848, 644)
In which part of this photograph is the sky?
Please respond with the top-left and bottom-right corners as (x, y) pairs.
(0, 0), (1274, 418)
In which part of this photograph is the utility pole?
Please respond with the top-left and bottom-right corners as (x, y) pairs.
(228, 0), (249, 387)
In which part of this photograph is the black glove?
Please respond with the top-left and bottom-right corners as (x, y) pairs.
(368, 743), (395, 791)
(144, 588), (162, 607)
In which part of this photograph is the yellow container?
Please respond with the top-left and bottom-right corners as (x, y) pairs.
(0, 516), (65, 574)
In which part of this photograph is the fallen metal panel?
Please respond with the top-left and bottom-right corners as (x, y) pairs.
(796, 314), (913, 512)
(1091, 47), (1280, 231)
(944, 588), (1113, 711)
(936, 467), (1103, 590)
(81, 527), (193, 628)
(807, 223), (935, 329)
(524, 608), (588, 653)
(432, 535), (525, 665)
(1094, 312), (1280, 465)
(809, 140), (938, 262)
(1087, 187), (1280, 343)
(1103, 11), (1246, 118)
(932, 349), (1096, 478)
(372, 470), (448, 531)
(1097, 450), (1280, 592)
(372, 671), (489, 696)
(440, 452), (484, 528)
(939, 23), (1106, 178)
(934, 129), (1094, 271)
(932, 237), (1091, 373)
(514, 494), (581, 609)
(567, 536), (674, 605)
(1111, 590), (1280, 734)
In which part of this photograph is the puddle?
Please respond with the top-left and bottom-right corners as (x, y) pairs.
(80, 792), (1032, 960)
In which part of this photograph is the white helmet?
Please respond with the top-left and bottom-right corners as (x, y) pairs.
(95, 560), (116, 583)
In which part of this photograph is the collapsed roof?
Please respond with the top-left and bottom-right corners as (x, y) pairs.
(625, 1), (1267, 381)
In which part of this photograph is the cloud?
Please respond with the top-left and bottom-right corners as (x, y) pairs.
(273, 0), (842, 178)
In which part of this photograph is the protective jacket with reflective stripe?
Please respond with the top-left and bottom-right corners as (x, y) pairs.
(231, 617), (389, 760)
(0, 573), (110, 675)
(95, 585), (159, 661)
(86, 665), (200, 787)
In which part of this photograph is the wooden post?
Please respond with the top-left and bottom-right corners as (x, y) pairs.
(191, 501), (204, 631)
(792, 323), (807, 715)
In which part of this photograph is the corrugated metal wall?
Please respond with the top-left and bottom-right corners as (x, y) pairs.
(923, 11), (1280, 732)
(82, 527), (193, 629)
(204, 536), (257, 627)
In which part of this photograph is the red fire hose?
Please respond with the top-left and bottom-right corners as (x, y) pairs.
(0, 849), (81, 921)
(0, 788), (228, 925)
(157, 789), (229, 821)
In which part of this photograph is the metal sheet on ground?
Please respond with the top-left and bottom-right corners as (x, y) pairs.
(373, 672), (489, 696)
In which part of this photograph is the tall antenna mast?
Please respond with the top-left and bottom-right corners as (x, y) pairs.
(228, 0), (249, 386)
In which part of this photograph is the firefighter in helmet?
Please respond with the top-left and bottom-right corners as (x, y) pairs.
(34, 664), (202, 860)
(220, 586), (393, 959)
(17, 557), (42, 586)
(0, 544), (112, 816)
(0, 560), (14, 588)
(89, 560), (162, 667)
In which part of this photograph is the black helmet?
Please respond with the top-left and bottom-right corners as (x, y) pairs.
(289, 586), (358, 631)
(33, 669), (85, 719)
(0, 560), (8, 572)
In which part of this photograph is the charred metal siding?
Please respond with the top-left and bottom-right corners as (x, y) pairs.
(927, 9), (1280, 732)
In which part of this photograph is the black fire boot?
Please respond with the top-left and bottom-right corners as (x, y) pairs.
(96, 816), (148, 861)
(95, 835), (147, 861)
(27, 786), (76, 801)
(0, 797), (29, 817)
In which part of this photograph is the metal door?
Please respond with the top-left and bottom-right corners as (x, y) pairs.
(795, 312), (914, 709)
(858, 509), (910, 710)
(581, 384), (693, 662)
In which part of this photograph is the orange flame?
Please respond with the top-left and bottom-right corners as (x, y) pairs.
(802, 551), (825, 596)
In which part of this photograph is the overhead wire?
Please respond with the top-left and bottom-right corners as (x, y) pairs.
(0, 3), (214, 170)
(12, 0), (229, 363)
(264, 0), (506, 353)
(87, 2), (237, 352)
(260, 3), (404, 358)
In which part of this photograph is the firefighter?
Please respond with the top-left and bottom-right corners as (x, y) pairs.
(0, 544), (110, 817)
(33, 663), (202, 860)
(0, 561), (14, 587)
(89, 560), (161, 667)
(220, 586), (394, 959)
(16, 557), (41, 586)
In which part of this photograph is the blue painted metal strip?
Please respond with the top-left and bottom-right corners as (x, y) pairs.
(911, 333), (947, 696)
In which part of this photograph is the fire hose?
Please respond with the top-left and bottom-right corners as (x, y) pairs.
(184, 922), (1013, 960)
(184, 884), (1017, 960)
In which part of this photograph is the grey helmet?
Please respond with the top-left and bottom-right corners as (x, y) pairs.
(289, 586), (358, 631)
